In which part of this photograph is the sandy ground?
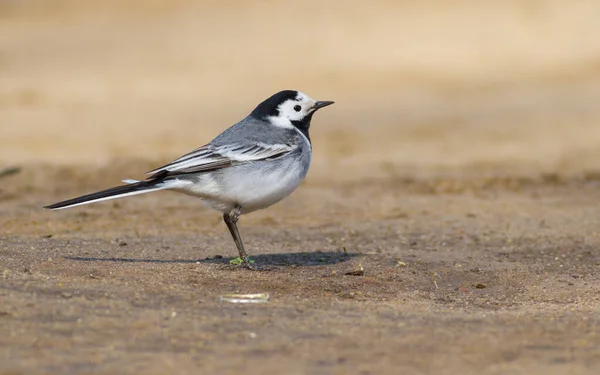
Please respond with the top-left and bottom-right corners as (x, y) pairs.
(2, 1), (600, 374)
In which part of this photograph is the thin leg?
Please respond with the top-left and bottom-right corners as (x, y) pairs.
(223, 205), (251, 267)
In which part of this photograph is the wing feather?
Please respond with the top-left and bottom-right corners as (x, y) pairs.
(146, 142), (296, 177)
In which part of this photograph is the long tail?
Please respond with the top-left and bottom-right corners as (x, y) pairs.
(44, 179), (165, 210)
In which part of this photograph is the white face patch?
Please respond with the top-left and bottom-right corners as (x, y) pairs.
(267, 91), (317, 129)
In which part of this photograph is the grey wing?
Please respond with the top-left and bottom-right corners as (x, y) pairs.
(146, 142), (297, 177)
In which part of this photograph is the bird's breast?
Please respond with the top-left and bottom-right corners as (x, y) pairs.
(177, 149), (311, 214)
(233, 151), (311, 213)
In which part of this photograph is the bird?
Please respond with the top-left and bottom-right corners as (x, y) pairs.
(45, 90), (334, 268)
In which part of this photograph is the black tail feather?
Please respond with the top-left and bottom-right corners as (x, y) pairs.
(44, 181), (158, 210)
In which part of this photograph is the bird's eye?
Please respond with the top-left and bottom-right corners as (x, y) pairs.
(293, 105), (301, 112)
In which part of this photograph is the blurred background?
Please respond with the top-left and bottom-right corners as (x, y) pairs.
(1, 0), (600, 183)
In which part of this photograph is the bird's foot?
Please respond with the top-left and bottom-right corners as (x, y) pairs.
(229, 256), (254, 269)
(227, 257), (278, 271)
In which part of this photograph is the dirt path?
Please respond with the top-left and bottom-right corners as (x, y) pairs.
(2, 168), (600, 374)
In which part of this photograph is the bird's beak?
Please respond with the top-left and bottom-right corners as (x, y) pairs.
(313, 101), (334, 110)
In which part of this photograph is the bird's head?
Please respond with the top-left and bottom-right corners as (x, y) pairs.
(250, 90), (334, 132)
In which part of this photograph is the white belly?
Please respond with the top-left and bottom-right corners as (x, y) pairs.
(168, 152), (310, 214)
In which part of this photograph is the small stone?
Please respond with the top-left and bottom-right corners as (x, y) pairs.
(345, 263), (364, 276)
(474, 283), (487, 289)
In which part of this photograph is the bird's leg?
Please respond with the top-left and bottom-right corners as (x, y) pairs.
(223, 205), (251, 268)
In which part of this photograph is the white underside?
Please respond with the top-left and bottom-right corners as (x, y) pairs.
(168, 126), (312, 214)
(168, 155), (309, 214)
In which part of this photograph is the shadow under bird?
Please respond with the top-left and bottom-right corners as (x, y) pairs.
(45, 90), (334, 268)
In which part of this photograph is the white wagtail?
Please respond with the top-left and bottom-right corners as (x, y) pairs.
(45, 90), (334, 267)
